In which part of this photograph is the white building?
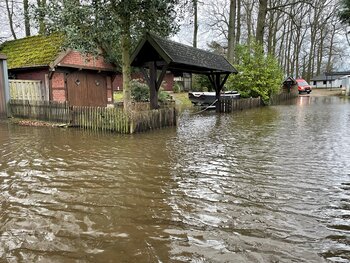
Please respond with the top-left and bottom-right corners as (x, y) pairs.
(339, 75), (350, 96)
(310, 73), (347, 89)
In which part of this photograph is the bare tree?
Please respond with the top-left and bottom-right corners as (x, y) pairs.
(5, 0), (17, 39)
(227, 0), (236, 63)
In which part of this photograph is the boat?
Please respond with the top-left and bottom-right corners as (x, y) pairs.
(188, 91), (240, 106)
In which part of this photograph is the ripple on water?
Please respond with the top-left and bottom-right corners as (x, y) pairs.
(0, 97), (350, 262)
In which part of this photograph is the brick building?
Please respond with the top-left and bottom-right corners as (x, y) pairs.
(0, 34), (116, 106)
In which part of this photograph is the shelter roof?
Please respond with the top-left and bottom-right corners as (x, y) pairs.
(283, 76), (297, 85)
(131, 33), (237, 74)
(0, 34), (65, 69)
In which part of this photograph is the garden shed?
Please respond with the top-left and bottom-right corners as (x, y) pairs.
(0, 34), (117, 107)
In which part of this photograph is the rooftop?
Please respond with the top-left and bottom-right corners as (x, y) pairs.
(131, 32), (237, 74)
(0, 34), (65, 69)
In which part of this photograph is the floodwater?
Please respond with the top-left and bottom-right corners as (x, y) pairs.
(0, 95), (350, 263)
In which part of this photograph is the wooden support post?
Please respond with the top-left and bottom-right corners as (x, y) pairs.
(149, 61), (158, 109)
(207, 72), (231, 113)
(143, 62), (168, 110)
(215, 73), (221, 112)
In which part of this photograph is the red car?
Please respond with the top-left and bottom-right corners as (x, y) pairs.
(296, 78), (312, 94)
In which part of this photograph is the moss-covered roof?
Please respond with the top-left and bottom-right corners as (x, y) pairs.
(0, 34), (65, 69)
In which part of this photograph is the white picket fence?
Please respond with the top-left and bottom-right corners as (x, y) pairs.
(9, 80), (49, 101)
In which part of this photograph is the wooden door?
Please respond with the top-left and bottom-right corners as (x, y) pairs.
(87, 73), (107, 106)
(67, 72), (88, 106)
(67, 72), (107, 107)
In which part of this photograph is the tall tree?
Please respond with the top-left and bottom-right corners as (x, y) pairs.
(23, 0), (31, 36)
(5, 0), (17, 39)
(44, 0), (180, 110)
(193, 0), (198, 48)
(256, 0), (268, 44)
(37, 0), (47, 34)
(227, 0), (236, 63)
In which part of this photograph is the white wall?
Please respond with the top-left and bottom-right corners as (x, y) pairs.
(311, 80), (336, 88)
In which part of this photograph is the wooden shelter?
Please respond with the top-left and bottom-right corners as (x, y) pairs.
(131, 33), (237, 110)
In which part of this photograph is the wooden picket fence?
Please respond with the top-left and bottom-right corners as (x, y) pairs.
(9, 100), (70, 123)
(8, 100), (177, 134)
(269, 91), (298, 105)
(218, 97), (262, 113)
(130, 107), (177, 133)
(9, 80), (49, 101)
(218, 91), (298, 113)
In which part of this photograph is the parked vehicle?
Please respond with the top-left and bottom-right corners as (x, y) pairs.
(296, 79), (312, 94)
(188, 91), (240, 106)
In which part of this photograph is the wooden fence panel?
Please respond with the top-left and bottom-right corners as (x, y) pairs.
(69, 106), (132, 134)
(9, 80), (48, 101)
(8, 100), (177, 134)
(9, 100), (69, 122)
(218, 97), (262, 113)
(269, 92), (298, 105)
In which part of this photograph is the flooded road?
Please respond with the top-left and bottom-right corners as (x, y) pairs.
(0, 96), (350, 262)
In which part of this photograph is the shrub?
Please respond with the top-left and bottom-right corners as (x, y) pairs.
(173, 82), (182, 93)
(225, 41), (283, 104)
(130, 79), (172, 103)
(191, 74), (212, 92)
(158, 88), (172, 102)
(130, 79), (149, 102)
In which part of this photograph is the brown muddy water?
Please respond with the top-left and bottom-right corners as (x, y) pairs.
(0, 96), (350, 263)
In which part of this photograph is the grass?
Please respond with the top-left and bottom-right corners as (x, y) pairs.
(171, 92), (192, 107)
(113, 91), (193, 107)
(113, 91), (124, 102)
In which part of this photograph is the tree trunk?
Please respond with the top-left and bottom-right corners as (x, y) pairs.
(227, 0), (236, 63)
(235, 0), (241, 46)
(193, 0), (198, 48)
(37, 0), (46, 34)
(24, 0), (31, 36)
(5, 0), (17, 39)
(256, 0), (268, 45)
(316, 27), (325, 76)
(121, 17), (132, 111)
(244, 0), (254, 45)
(326, 25), (336, 72)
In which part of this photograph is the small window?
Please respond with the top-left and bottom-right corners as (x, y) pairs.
(313, 81), (316, 85)
(329, 80), (332, 84)
(323, 80), (327, 85)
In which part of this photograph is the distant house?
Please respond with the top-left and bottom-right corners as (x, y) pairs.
(310, 71), (350, 89)
(0, 34), (117, 106)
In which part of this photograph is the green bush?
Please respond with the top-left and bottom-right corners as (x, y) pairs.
(130, 79), (172, 103)
(191, 74), (212, 92)
(225, 41), (283, 104)
(158, 88), (172, 102)
(130, 79), (149, 102)
(173, 82), (182, 93)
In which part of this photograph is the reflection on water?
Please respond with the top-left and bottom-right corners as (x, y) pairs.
(0, 96), (350, 262)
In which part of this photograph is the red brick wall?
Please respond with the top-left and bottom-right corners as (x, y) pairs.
(162, 73), (174, 91)
(112, 72), (174, 91)
(60, 51), (115, 71)
(51, 72), (66, 102)
(15, 69), (47, 84)
(106, 76), (112, 103)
